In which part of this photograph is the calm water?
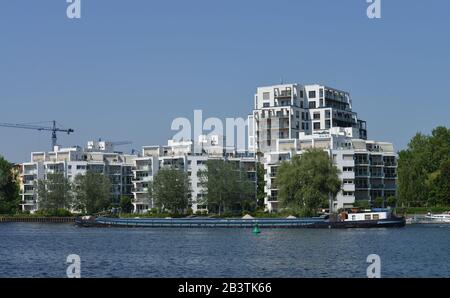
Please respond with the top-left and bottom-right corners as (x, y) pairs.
(0, 223), (449, 278)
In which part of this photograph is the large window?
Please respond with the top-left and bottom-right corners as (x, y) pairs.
(308, 91), (316, 98)
(309, 101), (316, 109)
(313, 112), (320, 120)
(313, 122), (321, 130)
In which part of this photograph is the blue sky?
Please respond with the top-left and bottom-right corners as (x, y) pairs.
(0, 0), (449, 162)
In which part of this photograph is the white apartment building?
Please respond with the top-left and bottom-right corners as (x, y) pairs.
(248, 83), (367, 154)
(248, 83), (395, 212)
(19, 140), (136, 213)
(19, 82), (396, 214)
(261, 128), (397, 212)
(131, 135), (256, 214)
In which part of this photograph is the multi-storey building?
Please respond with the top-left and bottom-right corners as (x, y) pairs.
(248, 84), (367, 154)
(19, 140), (136, 213)
(261, 128), (397, 212)
(19, 82), (396, 214)
(131, 136), (256, 214)
(249, 83), (395, 212)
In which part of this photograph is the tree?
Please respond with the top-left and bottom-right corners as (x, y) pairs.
(374, 197), (385, 208)
(199, 159), (255, 215)
(151, 168), (191, 214)
(398, 126), (450, 207)
(37, 173), (72, 212)
(73, 171), (112, 214)
(120, 196), (133, 213)
(276, 149), (341, 216)
(354, 200), (370, 209)
(386, 196), (397, 208)
(0, 156), (19, 214)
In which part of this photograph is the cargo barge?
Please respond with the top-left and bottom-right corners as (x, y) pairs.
(75, 209), (405, 229)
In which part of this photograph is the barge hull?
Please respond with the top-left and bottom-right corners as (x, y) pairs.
(75, 217), (406, 229)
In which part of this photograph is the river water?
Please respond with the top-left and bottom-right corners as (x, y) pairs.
(0, 223), (448, 277)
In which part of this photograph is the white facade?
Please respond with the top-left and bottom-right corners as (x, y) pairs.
(261, 129), (397, 212)
(19, 143), (136, 213)
(131, 135), (257, 214)
(249, 83), (395, 212)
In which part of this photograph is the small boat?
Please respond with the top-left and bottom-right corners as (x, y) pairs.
(75, 209), (405, 229)
(424, 212), (450, 223)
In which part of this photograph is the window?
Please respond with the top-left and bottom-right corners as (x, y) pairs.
(309, 101), (316, 109)
(296, 111), (300, 118)
(305, 123), (309, 130)
(319, 89), (324, 98)
(263, 102), (270, 107)
(325, 120), (331, 129)
(313, 112), (320, 120)
(301, 122), (305, 130)
(343, 167), (353, 172)
(300, 90), (304, 98)
(365, 214), (371, 220)
(313, 122), (321, 130)
(343, 179), (353, 184)
(263, 92), (270, 100)
(308, 91), (316, 98)
(373, 214), (379, 220)
(325, 110), (331, 118)
(343, 191), (354, 196)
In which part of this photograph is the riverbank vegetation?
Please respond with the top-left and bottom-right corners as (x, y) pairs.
(0, 156), (19, 215)
(277, 149), (341, 216)
(398, 126), (449, 208)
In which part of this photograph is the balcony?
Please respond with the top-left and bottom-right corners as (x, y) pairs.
(132, 187), (148, 193)
(134, 166), (150, 172)
(274, 91), (292, 98)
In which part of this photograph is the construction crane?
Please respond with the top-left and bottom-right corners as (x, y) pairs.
(0, 120), (74, 150)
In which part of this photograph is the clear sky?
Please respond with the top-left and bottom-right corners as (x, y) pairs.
(0, 0), (449, 163)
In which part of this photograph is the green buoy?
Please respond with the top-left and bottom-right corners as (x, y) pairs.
(253, 224), (261, 234)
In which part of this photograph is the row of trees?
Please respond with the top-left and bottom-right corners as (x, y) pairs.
(149, 159), (256, 215)
(0, 156), (20, 214)
(398, 126), (450, 207)
(37, 172), (112, 214)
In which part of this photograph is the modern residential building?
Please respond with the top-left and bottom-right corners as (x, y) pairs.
(248, 83), (367, 154)
(261, 127), (397, 212)
(249, 83), (395, 212)
(19, 140), (136, 213)
(131, 135), (256, 214)
(19, 82), (396, 214)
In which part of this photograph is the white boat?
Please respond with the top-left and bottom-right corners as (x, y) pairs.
(424, 212), (450, 223)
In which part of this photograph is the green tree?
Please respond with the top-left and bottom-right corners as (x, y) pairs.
(36, 173), (72, 212)
(354, 200), (370, 209)
(73, 171), (112, 214)
(398, 126), (450, 207)
(386, 196), (397, 208)
(151, 168), (191, 214)
(120, 196), (133, 213)
(276, 149), (341, 216)
(374, 197), (385, 208)
(0, 156), (19, 214)
(199, 159), (255, 215)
